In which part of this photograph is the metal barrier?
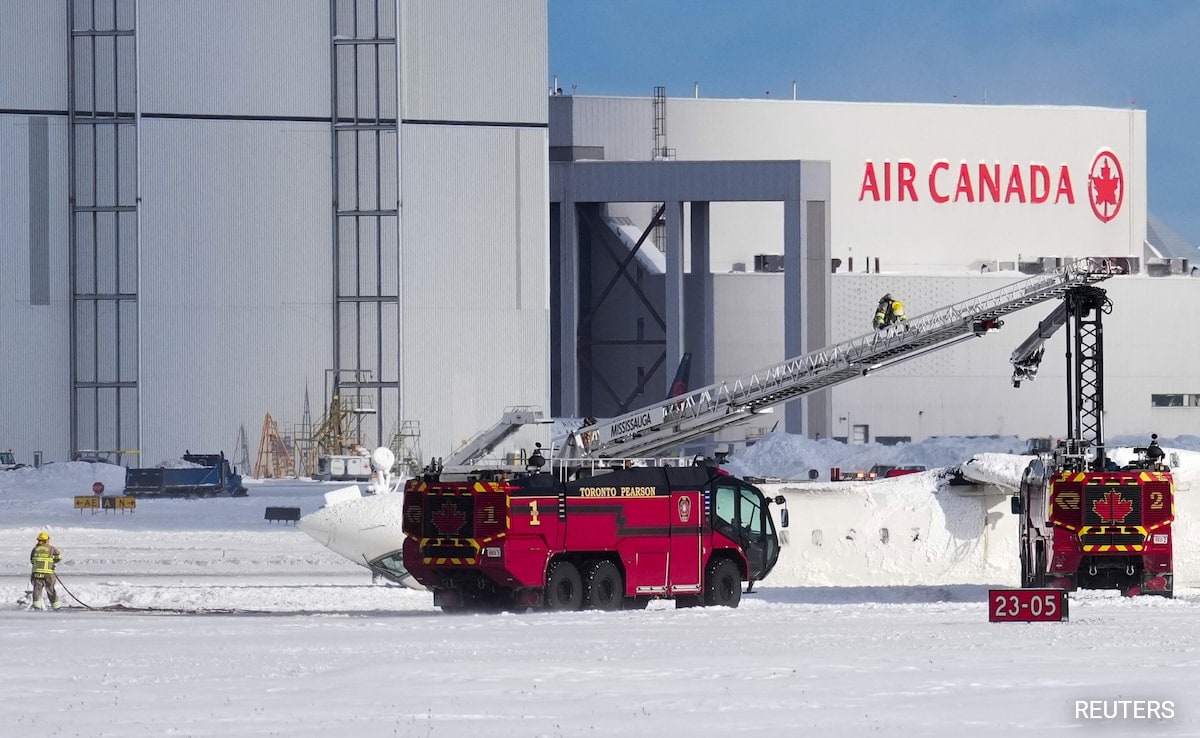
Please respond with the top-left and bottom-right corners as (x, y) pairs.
(264, 506), (302, 524)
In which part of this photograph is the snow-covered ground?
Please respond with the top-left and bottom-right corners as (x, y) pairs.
(3, 435), (1199, 736)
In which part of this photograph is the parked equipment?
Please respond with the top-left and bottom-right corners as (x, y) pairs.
(313, 451), (373, 482)
(124, 452), (248, 498)
(0, 449), (23, 471)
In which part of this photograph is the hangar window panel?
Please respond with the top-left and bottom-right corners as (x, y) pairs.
(74, 386), (135, 454)
(72, 214), (98, 293)
(93, 212), (122, 294)
(379, 303), (399, 383)
(117, 300), (139, 382)
(71, 130), (97, 205)
(73, 301), (98, 381)
(336, 134), (391, 211)
(347, 308), (382, 370)
(71, 0), (137, 32)
(116, 211), (138, 293)
(1151, 394), (1186, 407)
(74, 389), (97, 444)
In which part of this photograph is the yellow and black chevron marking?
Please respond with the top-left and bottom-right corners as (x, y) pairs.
(420, 536), (480, 565)
(1078, 525), (1147, 552)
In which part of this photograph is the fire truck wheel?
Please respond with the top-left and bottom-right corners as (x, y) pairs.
(545, 560), (583, 611)
(583, 560), (624, 611)
(704, 558), (742, 608)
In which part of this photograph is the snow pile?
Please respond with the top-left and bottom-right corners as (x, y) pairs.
(724, 433), (1030, 481)
(0, 460), (127, 495)
(759, 471), (1016, 588)
(958, 452), (1031, 488)
(724, 431), (1200, 482)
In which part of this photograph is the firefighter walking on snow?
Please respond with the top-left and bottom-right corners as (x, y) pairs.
(873, 294), (907, 330)
(30, 531), (62, 610)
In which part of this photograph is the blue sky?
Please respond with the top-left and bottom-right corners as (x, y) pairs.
(549, 1), (1200, 248)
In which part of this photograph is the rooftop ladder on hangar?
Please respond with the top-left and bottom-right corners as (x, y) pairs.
(560, 257), (1125, 460)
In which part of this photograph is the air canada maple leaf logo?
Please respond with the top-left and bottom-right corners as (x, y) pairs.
(1092, 490), (1133, 525)
(1088, 149), (1124, 223)
(432, 502), (468, 536)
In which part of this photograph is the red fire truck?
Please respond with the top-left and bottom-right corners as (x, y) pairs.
(1014, 444), (1174, 597)
(1009, 284), (1175, 597)
(401, 456), (788, 611)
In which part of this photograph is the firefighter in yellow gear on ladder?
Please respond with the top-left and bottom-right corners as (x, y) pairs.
(873, 293), (907, 331)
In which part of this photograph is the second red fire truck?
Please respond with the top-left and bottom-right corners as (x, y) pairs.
(1014, 443), (1175, 597)
(1009, 283), (1175, 597)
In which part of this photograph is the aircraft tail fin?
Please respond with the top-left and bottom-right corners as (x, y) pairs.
(668, 352), (692, 399)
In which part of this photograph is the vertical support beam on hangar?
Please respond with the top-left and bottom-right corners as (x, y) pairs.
(329, 0), (401, 448)
(67, 0), (140, 461)
(662, 200), (685, 373)
(686, 202), (713, 386)
(549, 159), (831, 439)
(784, 179), (833, 436)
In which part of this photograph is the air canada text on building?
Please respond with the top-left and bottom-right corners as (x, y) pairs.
(859, 160), (1077, 204)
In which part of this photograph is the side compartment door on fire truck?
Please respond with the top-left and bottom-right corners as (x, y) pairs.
(668, 487), (703, 594)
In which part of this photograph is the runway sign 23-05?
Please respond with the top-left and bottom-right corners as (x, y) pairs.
(989, 588), (1069, 622)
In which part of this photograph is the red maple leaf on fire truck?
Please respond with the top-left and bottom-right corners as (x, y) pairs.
(1092, 490), (1133, 525)
(431, 502), (468, 536)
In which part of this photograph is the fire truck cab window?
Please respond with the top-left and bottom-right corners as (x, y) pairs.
(712, 483), (766, 537)
(714, 484), (737, 528)
(739, 494), (764, 536)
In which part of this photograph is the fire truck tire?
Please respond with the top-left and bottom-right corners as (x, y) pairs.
(583, 560), (624, 611)
(545, 560), (583, 611)
(704, 558), (742, 608)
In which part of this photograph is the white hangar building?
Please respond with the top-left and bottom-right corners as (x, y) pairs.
(549, 94), (1198, 447)
(1, 0), (550, 467)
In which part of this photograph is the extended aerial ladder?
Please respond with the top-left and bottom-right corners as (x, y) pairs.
(440, 257), (1125, 472)
(1007, 284), (1112, 470)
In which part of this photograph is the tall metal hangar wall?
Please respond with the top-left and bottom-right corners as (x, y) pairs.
(552, 94), (1200, 444)
(0, 0), (549, 466)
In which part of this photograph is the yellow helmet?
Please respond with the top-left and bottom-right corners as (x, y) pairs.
(37, 531), (49, 542)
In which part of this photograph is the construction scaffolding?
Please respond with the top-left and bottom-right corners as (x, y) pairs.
(254, 413), (295, 479)
(291, 369), (378, 475)
(388, 419), (422, 475)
